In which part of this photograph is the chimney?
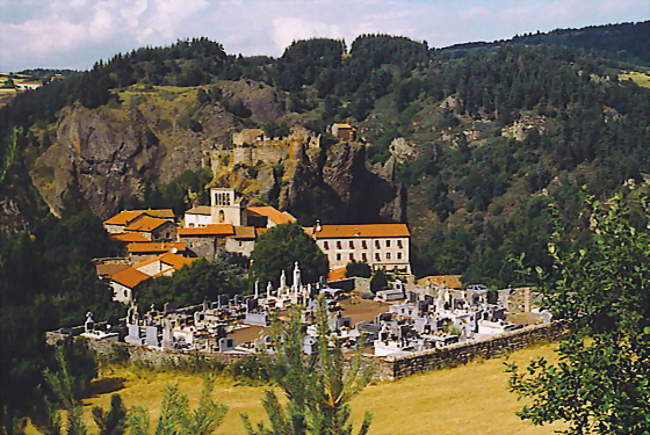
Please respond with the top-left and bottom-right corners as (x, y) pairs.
(313, 219), (322, 233)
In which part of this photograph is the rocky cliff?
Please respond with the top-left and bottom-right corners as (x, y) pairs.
(25, 81), (404, 224)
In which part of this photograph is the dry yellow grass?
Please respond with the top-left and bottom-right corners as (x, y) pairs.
(26, 343), (562, 434)
(619, 71), (650, 88)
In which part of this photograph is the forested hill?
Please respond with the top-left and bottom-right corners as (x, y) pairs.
(1, 25), (650, 287)
(441, 20), (650, 64)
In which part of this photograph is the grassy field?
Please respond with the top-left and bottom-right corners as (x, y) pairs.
(619, 71), (650, 88)
(29, 342), (563, 434)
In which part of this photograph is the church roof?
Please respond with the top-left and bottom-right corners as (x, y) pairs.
(185, 205), (212, 216)
(233, 226), (256, 239)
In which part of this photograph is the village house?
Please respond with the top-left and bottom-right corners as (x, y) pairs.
(123, 215), (177, 241)
(15, 80), (42, 90)
(308, 222), (412, 275)
(103, 209), (175, 234)
(108, 252), (197, 303)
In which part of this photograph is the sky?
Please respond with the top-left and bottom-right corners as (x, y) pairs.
(0, 0), (648, 72)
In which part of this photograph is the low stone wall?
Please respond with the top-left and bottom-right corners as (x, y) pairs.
(373, 321), (566, 381)
(46, 322), (565, 381)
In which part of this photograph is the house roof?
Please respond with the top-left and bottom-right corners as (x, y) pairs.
(311, 224), (411, 239)
(110, 232), (150, 243)
(127, 242), (186, 254)
(133, 252), (197, 272)
(178, 224), (234, 237)
(96, 263), (130, 277)
(103, 209), (174, 226)
(124, 216), (171, 232)
(327, 267), (347, 282)
(247, 206), (296, 225)
(255, 227), (270, 237)
(233, 226), (256, 239)
(110, 267), (151, 289)
(185, 205), (212, 216)
(334, 123), (353, 129)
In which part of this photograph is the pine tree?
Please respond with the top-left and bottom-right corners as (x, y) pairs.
(241, 297), (372, 434)
(92, 394), (126, 435)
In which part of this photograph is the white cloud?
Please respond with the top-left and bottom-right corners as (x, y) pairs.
(0, 0), (646, 71)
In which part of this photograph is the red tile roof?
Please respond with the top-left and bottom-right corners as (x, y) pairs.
(96, 263), (130, 277)
(311, 224), (411, 239)
(110, 232), (150, 243)
(110, 267), (151, 289)
(133, 252), (197, 273)
(233, 226), (256, 239)
(247, 206), (296, 225)
(124, 216), (171, 232)
(103, 209), (174, 226)
(127, 242), (186, 254)
(327, 267), (347, 282)
(178, 224), (234, 236)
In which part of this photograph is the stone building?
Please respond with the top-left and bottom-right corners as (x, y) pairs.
(309, 223), (411, 275)
(331, 123), (357, 142)
(178, 224), (235, 259)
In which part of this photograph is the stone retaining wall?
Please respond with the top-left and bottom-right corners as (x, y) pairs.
(46, 322), (565, 380)
(372, 321), (566, 381)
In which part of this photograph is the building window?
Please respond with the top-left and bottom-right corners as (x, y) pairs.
(362, 253), (367, 261)
(189, 223), (195, 228)
(386, 252), (391, 260)
(397, 252), (402, 260)
(324, 241), (329, 250)
(336, 241), (342, 249)
(375, 240), (380, 249)
(375, 253), (380, 261)
(349, 240), (354, 249)
(398, 240), (403, 248)
(386, 240), (391, 247)
(218, 210), (225, 223)
(336, 253), (341, 261)
(349, 253), (354, 261)
(362, 240), (367, 249)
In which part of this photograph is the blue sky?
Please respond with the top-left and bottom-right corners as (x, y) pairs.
(0, 0), (648, 71)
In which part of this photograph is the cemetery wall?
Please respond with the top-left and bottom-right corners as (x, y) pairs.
(45, 322), (565, 381)
(375, 321), (566, 381)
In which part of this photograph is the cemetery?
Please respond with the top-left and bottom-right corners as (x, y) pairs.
(47, 262), (556, 379)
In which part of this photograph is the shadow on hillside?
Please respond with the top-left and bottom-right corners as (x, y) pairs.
(87, 377), (126, 398)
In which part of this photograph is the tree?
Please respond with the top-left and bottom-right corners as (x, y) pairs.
(92, 394), (126, 435)
(42, 345), (91, 435)
(136, 254), (248, 310)
(250, 223), (329, 287)
(125, 378), (228, 435)
(369, 270), (389, 293)
(506, 191), (650, 434)
(345, 261), (371, 278)
(241, 297), (372, 434)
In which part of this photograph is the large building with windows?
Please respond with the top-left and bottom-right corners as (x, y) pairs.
(308, 223), (411, 275)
